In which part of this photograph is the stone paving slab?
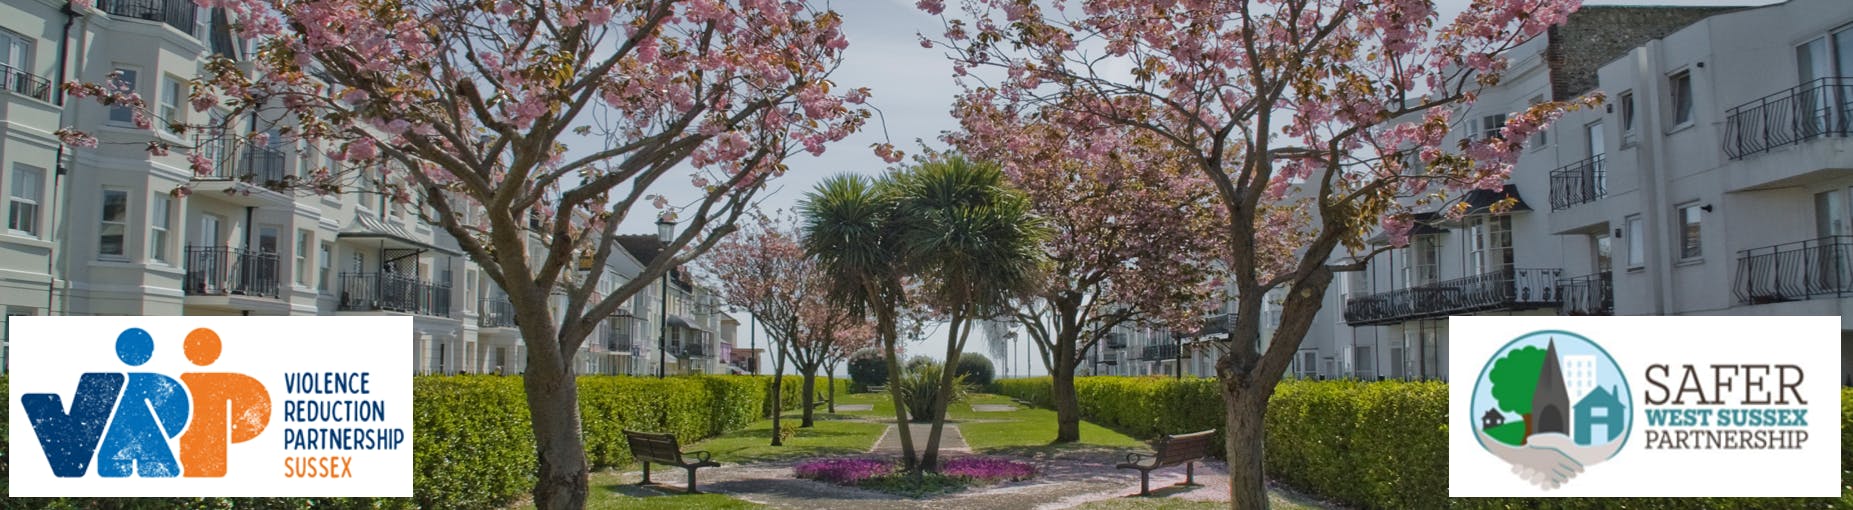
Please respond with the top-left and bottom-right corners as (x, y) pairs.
(835, 404), (874, 412)
(970, 404), (1018, 412)
(871, 423), (969, 453)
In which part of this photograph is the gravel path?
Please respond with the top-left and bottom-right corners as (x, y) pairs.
(615, 447), (1240, 510)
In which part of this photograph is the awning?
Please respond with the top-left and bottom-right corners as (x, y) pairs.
(1459, 184), (1533, 216)
(338, 213), (462, 256)
(666, 314), (707, 332)
(1368, 212), (1449, 245)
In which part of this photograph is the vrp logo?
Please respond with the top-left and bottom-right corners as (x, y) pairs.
(22, 327), (270, 478)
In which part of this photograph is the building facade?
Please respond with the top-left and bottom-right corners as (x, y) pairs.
(0, 0), (726, 376)
(1294, 0), (1853, 384)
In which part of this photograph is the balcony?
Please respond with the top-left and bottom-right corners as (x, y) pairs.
(1733, 235), (1853, 304)
(681, 342), (708, 358)
(1548, 155), (1607, 211)
(100, 0), (198, 35)
(1343, 268), (1563, 326)
(1140, 343), (1180, 361)
(1104, 333), (1127, 350)
(1557, 271), (1613, 316)
(1725, 78), (1853, 160)
(336, 272), (453, 317)
(606, 314), (636, 352)
(0, 63), (53, 102)
(479, 298), (516, 328)
(183, 246), (279, 298)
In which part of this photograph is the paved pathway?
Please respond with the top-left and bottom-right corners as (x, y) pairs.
(835, 404), (874, 412)
(970, 404), (1017, 412)
(871, 423), (968, 453)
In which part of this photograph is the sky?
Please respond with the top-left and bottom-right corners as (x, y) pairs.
(606, 0), (1781, 377)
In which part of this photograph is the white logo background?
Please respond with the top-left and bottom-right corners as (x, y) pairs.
(8, 316), (413, 497)
(1449, 316), (1841, 497)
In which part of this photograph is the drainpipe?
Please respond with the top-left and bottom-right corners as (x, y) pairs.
(47, 5), (86, 316)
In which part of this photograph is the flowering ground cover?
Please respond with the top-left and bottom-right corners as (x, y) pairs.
(792, 455), (1038, 498)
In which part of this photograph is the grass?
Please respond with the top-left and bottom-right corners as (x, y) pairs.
(1074, 493), (1321, 510)
(1483, 420), (1526, 446)
(955, 395), (1149, 452)
(583, 486), (765, 510)
(685, 414), (888, 464)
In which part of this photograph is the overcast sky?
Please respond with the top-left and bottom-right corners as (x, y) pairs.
(618, 0), (1782, 376)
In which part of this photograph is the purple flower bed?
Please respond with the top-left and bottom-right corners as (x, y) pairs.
(793, 457), (895, 485)
(939, 456), (1036, 483)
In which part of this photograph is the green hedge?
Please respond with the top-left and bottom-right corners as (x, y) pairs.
(992, 377), (1853, 510)
(1, 374), (843, 510)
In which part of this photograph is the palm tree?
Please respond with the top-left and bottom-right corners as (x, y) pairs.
(799, 174), (921, 469)
(887, 155), (1047, 472)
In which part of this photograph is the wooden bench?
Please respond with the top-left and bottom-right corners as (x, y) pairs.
(868, 385), (887, 394)
(624, 430), (720, 493)
(1115, 430), (1217, 496)
(809, 391), (832, 410)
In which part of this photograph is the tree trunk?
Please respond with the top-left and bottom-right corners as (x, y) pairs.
(1051, 361), (1081, 443)
(878, 308), (917, 469)
(1220, 377), (1270, 510)
(524, 362), (588, 510)
(770, 351), (787, 446)
(826, 361), (838, 413)
(800, 371), (817, 428)
(920, 314), (970, 473)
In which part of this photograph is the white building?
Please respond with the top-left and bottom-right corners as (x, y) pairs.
(0, 0), (727, 376)
(1294, 0), (1853, 385)
(1563, 355), (1597, 402)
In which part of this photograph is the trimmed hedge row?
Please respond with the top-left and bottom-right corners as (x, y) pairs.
(1, 375), (844, 510)
(992, 377), (1853, 510)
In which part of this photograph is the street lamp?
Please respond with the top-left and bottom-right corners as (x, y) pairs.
(655, 214), (674, 379)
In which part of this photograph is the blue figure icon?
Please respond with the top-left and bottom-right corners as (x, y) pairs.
(21, 370), (122, 477)
(94, 327), (191, 477)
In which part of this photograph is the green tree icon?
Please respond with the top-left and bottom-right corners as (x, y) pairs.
(1486, 346), (1547, 445)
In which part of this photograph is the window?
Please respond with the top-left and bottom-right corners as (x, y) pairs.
(149, 193), (172, 263)
(295, 230), (312, 285)
(107, 68), (139, 125)
(350, 251), (364, 273)
(1466, 215), (1514, 275)
(319, 242), (333, 291)
(1355, 345), (1375, 379)
(1528, 95), (1548, 148)
(1618, 91), (1636, 136)
(0, 29), (32, 95)
(98, 189), (129, 258)
(1404, 235), (1439, 286)
(1669, 71), (1693, 127)
(7, 164), (42, 236)
(1626, 215), (1645, 268)
(1480, 113), (1507, 141)
(1678, 203), (1703, 260)
(1296, 350), (1318, 379)
(159, 77), (183, 132)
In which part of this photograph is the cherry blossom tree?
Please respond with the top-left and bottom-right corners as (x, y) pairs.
(700, 211), (871, 430)
(942, 114), (1226, 443)
(59, 1), (881, 507)
(920, 0), (1593, 505)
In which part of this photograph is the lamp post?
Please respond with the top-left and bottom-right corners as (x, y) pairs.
(655, 215), (674, 379)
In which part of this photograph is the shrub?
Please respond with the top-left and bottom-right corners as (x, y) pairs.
(905, 355), (935, 372)
(899, 361), (966, 422)
(848, 348), (888, 391)
(954, 352), (996, 387)
(995, 378), (1853, 510)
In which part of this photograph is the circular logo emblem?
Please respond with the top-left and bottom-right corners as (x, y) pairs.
(1469, 330), (1630, 490)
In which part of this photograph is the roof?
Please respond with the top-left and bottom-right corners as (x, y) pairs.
(339, 213), (462, 256)
(1576, 385), (1625, 409)
(616, 234), (692, 288)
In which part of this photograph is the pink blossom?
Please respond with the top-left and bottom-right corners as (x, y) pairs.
(186, 152), (214, 176)
(190, 91), (217, 112)
(56, 128), (97, 148)
(916, 0), (945, 15)
(146, 142), (170, 156)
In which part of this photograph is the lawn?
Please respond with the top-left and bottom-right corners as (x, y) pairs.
(686, 414), (888, 464)
(1483, 420), (1526, 446)
(954, 394), (1149, 452)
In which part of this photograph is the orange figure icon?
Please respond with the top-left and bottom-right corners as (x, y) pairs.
(178, 328), (272, 477)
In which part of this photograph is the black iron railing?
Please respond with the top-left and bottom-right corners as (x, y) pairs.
(1104, 333), (1127, 350)
(1140, 343), (1179, 361)
(337, 272), (453, 317)
(0, 63), (53, 102)
(1343, 268), (1563, 325)
(190, 134), (288, 185)
(100, 0), (197, 34)
(682, 342), (708, 358)
(183, 245), (280, 298)
(1548, 155), (1607, 210)
(1557, 271), (1613, 316)
(1723, 77), (1853, 159)
(240, 147), (287, 184)
(1733, 235), (1853, 304)
(480, 298), (516, 328)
